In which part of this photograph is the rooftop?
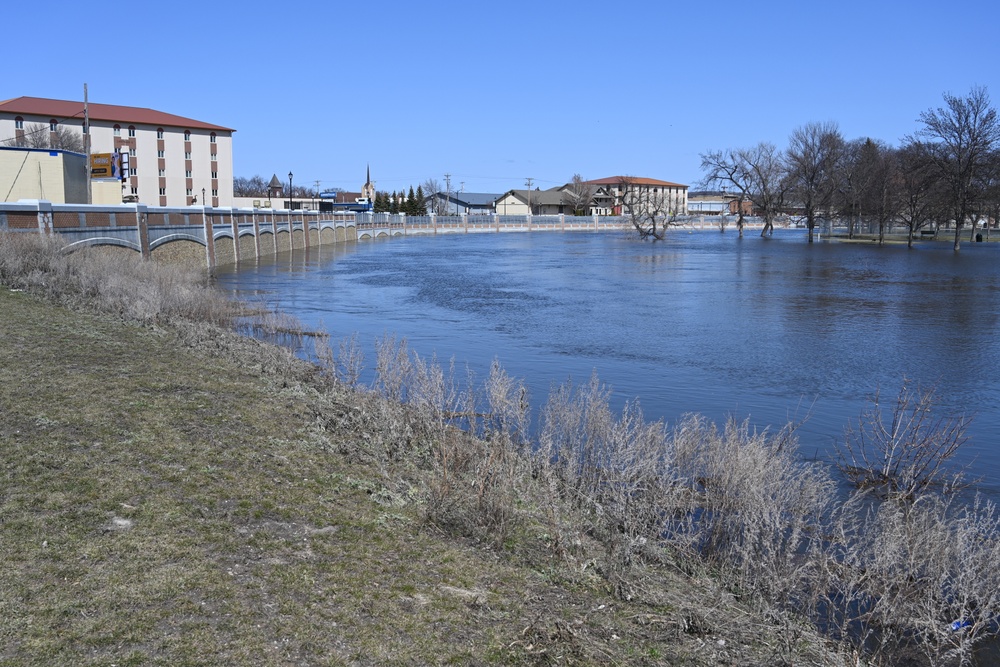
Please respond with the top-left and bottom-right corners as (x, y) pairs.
(0, 96), (234, 132)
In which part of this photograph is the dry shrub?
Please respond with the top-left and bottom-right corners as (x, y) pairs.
(829, 493), (1000, 667)
(838, 381), (971, 501)
(0, 232), (237, 325)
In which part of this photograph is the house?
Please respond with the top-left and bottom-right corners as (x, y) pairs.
(494, 188), (573, 216)
(584, 176), (688, 216)
(0, 96), (235, 207)
(426, 191), (502, 215)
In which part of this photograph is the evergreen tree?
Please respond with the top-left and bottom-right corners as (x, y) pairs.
(373, 191), (387, 212)
(389, 191), (399, 215)
(414, 185), (427, 215)
(406, 186), (417, 215)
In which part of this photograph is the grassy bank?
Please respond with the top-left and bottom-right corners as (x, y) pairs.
(0, 241), (844, 665)
(5, 233), (999, 666)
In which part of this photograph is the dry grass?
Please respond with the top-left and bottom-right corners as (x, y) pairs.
(4, 231), (999, 665)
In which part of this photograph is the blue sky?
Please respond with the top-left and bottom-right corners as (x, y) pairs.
(6, 0), (998, 195)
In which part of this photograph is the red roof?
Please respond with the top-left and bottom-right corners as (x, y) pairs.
(586, 176), (687, 188)
(0, 96), (234, 132)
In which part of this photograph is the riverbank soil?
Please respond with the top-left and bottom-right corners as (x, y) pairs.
(0, 287), (842, 666)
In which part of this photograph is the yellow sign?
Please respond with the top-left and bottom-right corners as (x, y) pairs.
(90, 153), (119, 179)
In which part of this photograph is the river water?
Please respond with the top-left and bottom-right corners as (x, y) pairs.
(214, 229), (1000, 492)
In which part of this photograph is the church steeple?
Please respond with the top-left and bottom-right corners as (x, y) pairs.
(361, 164), (375, 202)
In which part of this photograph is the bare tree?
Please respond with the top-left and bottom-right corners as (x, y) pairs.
(233, 175), (268, 197)
(895, 142), (947, 246)
(914, 86), (1000, 250)
(561, 174), (596, 216)
(618, 176), (680, 241)
(739, 142), (787, 237)
(835, 138), (880, 239)
(422, 178), (447, 215)
(856, 139), (898, 245)
(3, 122), (84, 152)
(785, 121), (845, 242)
(700, 149), (752, 236)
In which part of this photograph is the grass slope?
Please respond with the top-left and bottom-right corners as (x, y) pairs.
(0, 287), (841, 666)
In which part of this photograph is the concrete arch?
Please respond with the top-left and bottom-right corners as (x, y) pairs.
(63, 237), (141, 253)
(150, 238), (207, 266)
(149, 233), (206, 251)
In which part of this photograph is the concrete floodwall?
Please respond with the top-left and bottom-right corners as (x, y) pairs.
(0, 201), (358, 271)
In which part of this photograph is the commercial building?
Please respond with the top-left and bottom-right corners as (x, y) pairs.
(0, 96), (234, 207)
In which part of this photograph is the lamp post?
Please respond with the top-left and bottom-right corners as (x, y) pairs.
(202, 188), (206, 208)
(288, 171), (293, 210)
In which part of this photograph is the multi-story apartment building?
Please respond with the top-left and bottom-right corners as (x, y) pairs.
(0, 96), (234, 207)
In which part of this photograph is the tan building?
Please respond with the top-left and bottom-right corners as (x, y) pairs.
(585, 176), (688, 216)
(0, 96), (234, 207)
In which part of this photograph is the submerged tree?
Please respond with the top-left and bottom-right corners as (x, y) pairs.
(914, 86), (1000, 250)
(785, 122), (845, 243)
(618, 176), (681, 241)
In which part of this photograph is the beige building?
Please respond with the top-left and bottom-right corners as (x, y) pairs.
(0, 96), (234, 207)
(585, 177), (688, 216)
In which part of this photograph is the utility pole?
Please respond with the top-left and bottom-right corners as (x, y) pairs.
(444, 173), (451, 214)
(84, 83), (91, 205)
(314, 179), (320, 211)
(525, 177), (534, 215)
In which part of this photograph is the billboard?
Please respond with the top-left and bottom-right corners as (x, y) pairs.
(90, 153), (120, 180)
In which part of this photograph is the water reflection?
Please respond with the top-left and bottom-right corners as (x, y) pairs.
(215, 231), (1000, 492)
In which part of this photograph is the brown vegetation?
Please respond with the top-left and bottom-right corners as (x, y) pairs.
(3, 231), (999, 666)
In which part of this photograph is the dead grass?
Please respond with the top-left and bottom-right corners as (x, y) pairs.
(18, 232), (1000, 665)
(0, 234), (855, 665)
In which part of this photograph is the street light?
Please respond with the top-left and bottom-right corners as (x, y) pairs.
(288, 171), (293, 210)
(202, 188), (206, 207)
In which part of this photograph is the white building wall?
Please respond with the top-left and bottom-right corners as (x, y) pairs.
(0, 107), (233, 207)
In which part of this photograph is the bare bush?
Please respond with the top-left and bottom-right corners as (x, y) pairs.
(831, 493), (1000, 666)
(374, 334), (412, 403)
(336, 333), (365, 386)
(838, 381), (971, 501)
(0, 233), (238, 325)
(672, 417), (835, 605)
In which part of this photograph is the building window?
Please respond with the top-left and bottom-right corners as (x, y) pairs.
(129, 148), (136, 157)
(159, 188), (166, 196)
(210, 132), (216, 144)
(49, 119), (57, 132)
(158, 169), (165, 177)
(15, 117), (23, 130)
(130, 167), (137, 176)
(184, 151), (192, 160)
(185, 170), (192, 178)
(131, 187), (138, 195)
(156, 128), (164, 139)
(211, 171), (217, 179)
(186, 188), (193, 196)
(157, 150), (165, 158)
(113, 125), (121, 136)
(212, 189), (218, 197)
(210, 153), (217, 162)
(128, 126), (136, 137)
(184, 130), (191, 141)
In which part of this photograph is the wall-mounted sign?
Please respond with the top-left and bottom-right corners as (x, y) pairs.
(90, 153), (120, 179)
